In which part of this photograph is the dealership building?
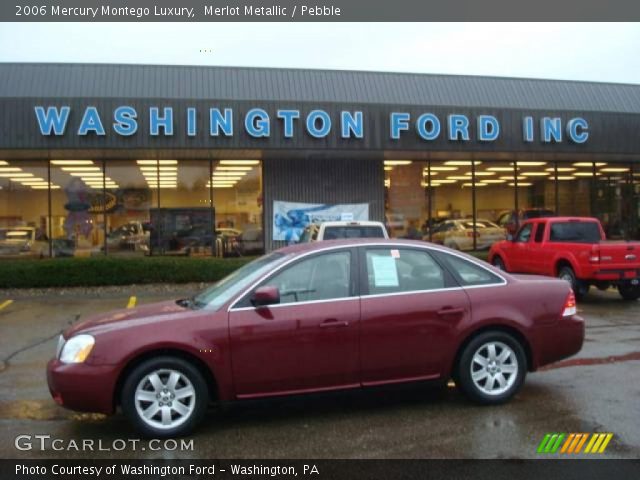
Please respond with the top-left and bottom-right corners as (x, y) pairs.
(0, 62), (639, 257)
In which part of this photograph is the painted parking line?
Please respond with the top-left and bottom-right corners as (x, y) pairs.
(0, 300), (13, 311)
(126, 296), (137, 309)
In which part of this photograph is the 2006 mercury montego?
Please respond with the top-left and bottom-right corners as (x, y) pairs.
(48, 239), (584, 437)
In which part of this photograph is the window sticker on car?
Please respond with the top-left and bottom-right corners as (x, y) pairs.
(390, 249), (400, 258)
(371, 255), (399, 287)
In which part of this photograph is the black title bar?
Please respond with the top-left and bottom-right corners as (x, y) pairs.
(3, 0), (640, 21)
(3, 459), (640, 480)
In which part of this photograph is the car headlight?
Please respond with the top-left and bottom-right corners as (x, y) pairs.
(59, 334), (95, 364)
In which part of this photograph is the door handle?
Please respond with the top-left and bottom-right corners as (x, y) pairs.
(319, 319), (349, 328)
(437, 307), (465, 316)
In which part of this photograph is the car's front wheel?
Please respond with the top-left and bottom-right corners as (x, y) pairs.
(121, 356), (208, 437)
(456, 332), (526, 404)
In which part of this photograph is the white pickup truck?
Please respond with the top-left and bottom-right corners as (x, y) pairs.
(300, 221), (389, 242)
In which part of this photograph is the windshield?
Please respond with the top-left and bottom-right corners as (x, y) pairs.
(192, 252), (289, 310)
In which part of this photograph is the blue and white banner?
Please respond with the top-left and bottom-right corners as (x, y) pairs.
(273, 201), (369, 242)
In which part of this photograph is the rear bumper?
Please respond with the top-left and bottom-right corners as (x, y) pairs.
(588, 268), (640, 282)
(532, 314), (585, 370)
(47, 359), (119, 414)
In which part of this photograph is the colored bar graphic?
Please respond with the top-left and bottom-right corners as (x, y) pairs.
(598, 434), (613, 453)
(575, 434), (589, 453)
(537, 434), (552, 453)
(538, 433), (613, 454)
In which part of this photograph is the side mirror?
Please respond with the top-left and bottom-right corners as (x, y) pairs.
(252, 286), (280, 307)
(506, 234), (514, 241)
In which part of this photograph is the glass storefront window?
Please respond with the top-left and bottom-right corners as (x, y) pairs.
(50, 159), (106, 257)
(211, 160), (263, 257)
(0, 160), (50, 258)
(557, 161), (594, 219)
(593, 162), (634, 239)
(475, 161), (515, 237)
(103, 159), (157, 256)
(383, 160), (427, 239)
(427, 160), (475, 247)
(153, 160), (213, 256)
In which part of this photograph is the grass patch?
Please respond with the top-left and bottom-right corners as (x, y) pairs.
(0, 256), (255, 289)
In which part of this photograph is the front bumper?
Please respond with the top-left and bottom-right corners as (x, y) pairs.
(46, 358), (119, 414)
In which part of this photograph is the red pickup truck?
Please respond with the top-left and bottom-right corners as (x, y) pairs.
(488, 217), (640, 300)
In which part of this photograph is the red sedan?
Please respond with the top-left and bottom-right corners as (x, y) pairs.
(47, 239), (584, 437)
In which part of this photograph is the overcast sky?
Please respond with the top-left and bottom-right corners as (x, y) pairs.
(1, 22), (639, 84)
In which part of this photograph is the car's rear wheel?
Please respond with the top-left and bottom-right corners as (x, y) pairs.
(491, 256), (506, 271)
(557, 265), (588, 300)
(121, 356), (208, 438)
(618, 283), (640, 301)
(457, 332), (526, 404)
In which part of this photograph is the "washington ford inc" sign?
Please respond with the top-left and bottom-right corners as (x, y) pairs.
(34, 105), (590, 144)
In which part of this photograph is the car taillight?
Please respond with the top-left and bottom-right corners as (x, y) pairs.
(589, 246), (600, 263)
(562, 290), (577, 317)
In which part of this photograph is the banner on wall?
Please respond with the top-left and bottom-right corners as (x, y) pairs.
(273, 201), (369, 242)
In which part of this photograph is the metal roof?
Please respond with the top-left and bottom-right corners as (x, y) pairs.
(1, 62), (640, 113)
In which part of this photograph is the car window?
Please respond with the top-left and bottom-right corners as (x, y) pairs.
(365, 248), (446, 295)
(498, 212), (515, 226)
(461, 220), (499, 229)
(534, 223), (545, 243)
(436, 222), (455, 233)
(434, 252), (504, 287)
(323, 226), (386, 239)
(194, 252), (289, 310)
(515, 224), (533, 243)
(260, 251), (352, 305)
(549, 222), (601, 243)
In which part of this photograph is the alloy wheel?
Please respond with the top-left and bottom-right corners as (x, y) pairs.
(134, 368), (196, 430)
(470, 341), (519, 396)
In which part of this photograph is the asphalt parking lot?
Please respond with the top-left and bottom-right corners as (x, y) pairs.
(0, 285), (639, 459)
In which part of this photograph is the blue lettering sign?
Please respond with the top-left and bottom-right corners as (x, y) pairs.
(541, 117), (562, 143)
(478, 115), (499, 141)
(523, 116), (534, 142)
(187, 108), (197, 137)
(448, 114), (470, 141)
(245, 109), (270, 137)
(390, 112), (410, 139)
(210, 108), (233, 136)
(416, 113), (440, 141)
(34, 106), (70, 135)
(566, 117), (589, 144)
(78, 106), (106, 136)
(150, 107), (174, 136)
(113, 106), (138, 136)
(277, 110), (300, 138)
(306, 110), (331, 138)
(341, 111), (363, 139)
